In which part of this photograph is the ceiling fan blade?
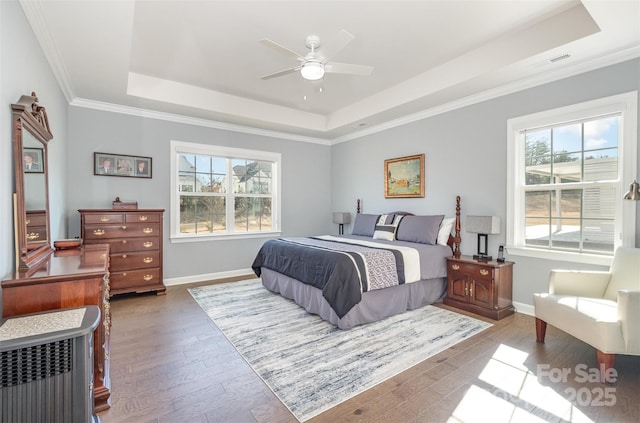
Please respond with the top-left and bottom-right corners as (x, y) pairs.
(325, 62), (373, 76)
(259, 38), (304, 60)
(319, 29), (355, 62)
(260, 66), (300, 80)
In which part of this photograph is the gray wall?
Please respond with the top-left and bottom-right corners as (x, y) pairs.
(65, 107), (332, 280)
(0, 0), (68, 282)
(331, 58), (640, 308)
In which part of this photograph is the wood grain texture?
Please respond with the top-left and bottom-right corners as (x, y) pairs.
(98, 278), (640, 423)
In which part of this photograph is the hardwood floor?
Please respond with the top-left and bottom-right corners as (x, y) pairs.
(98, 278), (640, 423)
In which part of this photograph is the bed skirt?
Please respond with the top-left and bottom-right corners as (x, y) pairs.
(260, 267), (447, 330)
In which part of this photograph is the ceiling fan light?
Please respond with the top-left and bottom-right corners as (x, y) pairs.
(301, 61), (324, 80)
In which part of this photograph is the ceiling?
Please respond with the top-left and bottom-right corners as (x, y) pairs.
(21, 0), (640, 143)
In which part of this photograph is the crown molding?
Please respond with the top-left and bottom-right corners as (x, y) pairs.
(71, 45), (639, 147)
(332, 46), (640, 144)
(19, 0), (75, 102)
(69, 98), (332, 145)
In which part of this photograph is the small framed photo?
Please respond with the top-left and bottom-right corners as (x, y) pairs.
(23, 147), (44, 173)
(384, 154), (425, 198)
(94, 152), (152, 178)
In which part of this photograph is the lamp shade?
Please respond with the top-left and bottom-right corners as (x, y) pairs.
(466, 215), (500, 235)
(624, 180), (640, 200)
(332, 212), (351, 224)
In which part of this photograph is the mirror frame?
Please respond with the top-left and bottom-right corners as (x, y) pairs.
(12, 93), (53, 270)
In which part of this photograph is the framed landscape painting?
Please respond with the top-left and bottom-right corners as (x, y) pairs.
(384, 154), (425, 198)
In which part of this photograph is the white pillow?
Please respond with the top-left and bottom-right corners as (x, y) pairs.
(437, 217), (456, 246)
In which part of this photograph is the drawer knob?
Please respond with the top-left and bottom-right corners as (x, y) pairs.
(143, 274), (153, 281)
(93, 229), (105, 236)
(122, 254), (127, 258)
(143, 257), (154, 264)
(139, 215), (148, 221)
(143, 228), (153, 234)
(122, 240), (127, 244)
(121, 225), (127, 230)
(480, 269), (489, 276)
(451, 264), (460, 270)
(100, 216), (110, 222)
(143, 241), (153, 248)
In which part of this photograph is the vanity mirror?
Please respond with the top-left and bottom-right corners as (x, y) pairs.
(12, 93), (53, 270)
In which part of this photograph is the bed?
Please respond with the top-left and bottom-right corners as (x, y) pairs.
(252, 196), (461, 329)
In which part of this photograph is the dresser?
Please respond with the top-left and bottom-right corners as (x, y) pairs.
(1, 244), (112, 412)
(443, 255), (515, 320)
(79, 209), (166, 296)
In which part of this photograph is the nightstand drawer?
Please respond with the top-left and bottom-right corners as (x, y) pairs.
(449, 261), (492, 277)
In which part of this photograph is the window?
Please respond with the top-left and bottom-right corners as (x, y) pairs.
(507, 92), (637, 265)
(170, 141), (281, 242)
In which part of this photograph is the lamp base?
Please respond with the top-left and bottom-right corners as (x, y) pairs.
(473, 254), (492, 261)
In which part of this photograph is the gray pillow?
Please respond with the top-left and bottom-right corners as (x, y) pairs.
(351, 214), (380, 237)
(395, 215), (444, 244)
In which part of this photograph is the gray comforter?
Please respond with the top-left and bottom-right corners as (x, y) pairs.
(252, 236), (450, 318)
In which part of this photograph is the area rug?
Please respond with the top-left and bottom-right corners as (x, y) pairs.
(189, 279), (491, 422)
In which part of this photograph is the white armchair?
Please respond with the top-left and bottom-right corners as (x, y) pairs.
(533, 247), (640, 380)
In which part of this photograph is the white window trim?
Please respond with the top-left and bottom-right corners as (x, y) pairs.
(506, 91), (637, 266)
(169, 140), (282, 243)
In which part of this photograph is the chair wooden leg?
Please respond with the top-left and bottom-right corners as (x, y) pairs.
(596, 350), (616, 383)
(535, 318), (547, 343)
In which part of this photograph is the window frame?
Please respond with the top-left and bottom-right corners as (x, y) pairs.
(170, 140), (282, 243)
(506, 91), (637, 266)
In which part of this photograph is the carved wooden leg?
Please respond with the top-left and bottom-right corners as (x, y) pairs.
(535, 318), (547, 343)
(596, 350), (616, 383)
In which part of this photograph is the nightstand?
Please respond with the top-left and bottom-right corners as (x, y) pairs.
(443, 255), (515, 320)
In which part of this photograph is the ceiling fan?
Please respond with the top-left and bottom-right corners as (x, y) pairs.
(259, 30), (373, 81)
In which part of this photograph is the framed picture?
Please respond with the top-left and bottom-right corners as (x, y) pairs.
(94, 152), (152, 178)
(23, 147), (44, 173)
(384, 154), (425, 198)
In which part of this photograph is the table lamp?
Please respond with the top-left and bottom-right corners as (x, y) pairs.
(466, 215), (500, 261)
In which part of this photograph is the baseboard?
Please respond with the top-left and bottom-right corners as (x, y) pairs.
(164, 268), (255, 286)
(513, 301), (535, 316)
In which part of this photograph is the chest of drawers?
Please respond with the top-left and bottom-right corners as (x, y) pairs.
(79, 209), (166, 296)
